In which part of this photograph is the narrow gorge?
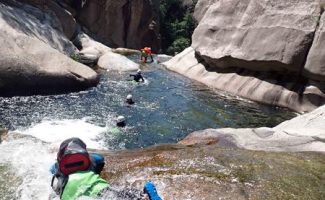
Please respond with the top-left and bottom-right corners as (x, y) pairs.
(0, 0), (324, 200)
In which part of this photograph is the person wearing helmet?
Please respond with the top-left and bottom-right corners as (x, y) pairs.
(50, 138), (161, 200)
(126, 94), (135, 105)
(130, 69), (145, 82)
(116, 115), (126, 127)
(107, 116), (125, 144)
(140, 47), (154, 63)
(144, 47), (154, 63)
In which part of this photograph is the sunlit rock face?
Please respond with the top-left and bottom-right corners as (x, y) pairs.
(192, 0), (320, 73)
(102, 144), (325, 200)
(164, 0), (325, 112)
(0, 1), (98, 96)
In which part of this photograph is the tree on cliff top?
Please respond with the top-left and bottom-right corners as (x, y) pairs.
(159, 0), (197, 55)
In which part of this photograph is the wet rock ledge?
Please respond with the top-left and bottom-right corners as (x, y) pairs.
(101, 144), (325, 200)
(99, 105), (325, 200)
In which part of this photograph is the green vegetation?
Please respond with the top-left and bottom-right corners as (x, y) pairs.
(159, 0), (198, 55)
(70, 53), (80, 61)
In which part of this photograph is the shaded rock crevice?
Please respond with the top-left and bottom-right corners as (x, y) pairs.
(122, 0), (132, 47)
(73, 0), (160, 51)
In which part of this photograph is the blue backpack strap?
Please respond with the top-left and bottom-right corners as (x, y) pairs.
(89, 153), (105, 174)
(144, 182), (162, 200)
(50, 162), (58, 175)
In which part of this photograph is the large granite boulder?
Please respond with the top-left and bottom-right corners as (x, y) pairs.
(75, 33), (139, 72)
(0, 1), (76, 55)
(192, 0), (320, 73)
(164, 47), (325, 113)
(164, 0), (325, 112)
(179, 104), (325, 152)
(0, 1), (98, 96)
(8, 0), (78, 41)
(98, 51), (139, 72)
(74, 0), (160, 52)
(304, 11), (325, 81)
(193, 0), (218, 22)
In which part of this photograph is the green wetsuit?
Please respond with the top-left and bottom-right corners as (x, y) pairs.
(110, 127), (123, 136)
(61, 171), (109, 200)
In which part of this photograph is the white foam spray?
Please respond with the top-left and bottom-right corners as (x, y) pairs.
(0, 118), (113, 200)
(16, 118), (109, 150)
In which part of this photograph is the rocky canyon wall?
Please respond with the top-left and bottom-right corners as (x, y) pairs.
(164, 0), (325, 112)
(74, 0), (160, 52)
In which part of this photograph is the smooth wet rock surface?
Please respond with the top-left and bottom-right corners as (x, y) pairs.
(101, 144), (325, 200)
(192, 0), (320, 73)
(0, 1), (99, 96)
(163, 47), (325, 113)
(164, 0), (325, 112)
(76, 33), (139, 72)
(180, 105), (325, 152)
(98, 51), (139, 72)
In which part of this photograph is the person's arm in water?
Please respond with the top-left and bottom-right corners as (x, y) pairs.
(139, 74), (145, 82)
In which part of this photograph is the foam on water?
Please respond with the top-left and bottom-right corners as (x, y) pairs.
(15, 118), (110, 150)
(0, 138), (56, 200)
(0, 117), (115, 200)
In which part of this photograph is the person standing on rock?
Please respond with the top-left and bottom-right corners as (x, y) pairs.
(130, 69), (145, 82)
(140, 48), (148, 62)
(140, 47), (154, 63)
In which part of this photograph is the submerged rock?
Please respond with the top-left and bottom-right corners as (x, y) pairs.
(102, 144), (325, 200)
(180, 104), (325, 152)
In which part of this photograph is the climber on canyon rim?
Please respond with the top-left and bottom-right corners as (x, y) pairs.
(140, 47), (154, 63)
(50, 137), (162, 200)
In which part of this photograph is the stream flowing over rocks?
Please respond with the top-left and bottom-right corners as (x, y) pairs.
(164, 0), (325, 112)
(0, 0), (325, 200)
(100, 144), (325, 200)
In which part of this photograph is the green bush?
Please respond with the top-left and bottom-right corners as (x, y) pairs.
(70, 53), (80, 62)
(159, 0), (197, 55)
(167, 38), (191, 55)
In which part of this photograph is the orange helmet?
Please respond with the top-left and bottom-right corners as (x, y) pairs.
(144, 47), (152, 54)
